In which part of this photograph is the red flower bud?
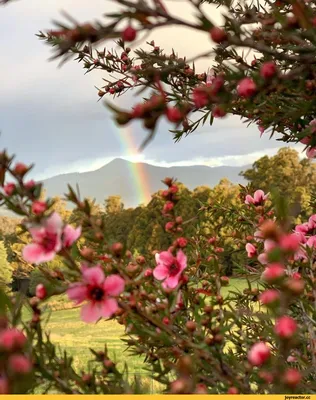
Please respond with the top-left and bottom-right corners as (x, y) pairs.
(261, 263), (285, 283)
(32, 200), (47, 215)
(260, 61), (277, 79)
(122, 26), (137, 42)
(212, 105), (226, 118)
(176, 237), (188, 248)
(13, 162), (28, 176)
(166, 107), (183, 123)
(3, 183), (16, 196)
(259, 289), (280, 306)
(36, 284), (47, 300)
(237, 78), (257, 98)
(283, 368), (301, 388)
(274, 316), (297, 339)
(210, 27), (227, 43)
(248, 342), (270, 366)
(9, 354), (32, 375)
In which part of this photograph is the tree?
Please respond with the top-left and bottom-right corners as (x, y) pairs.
(241, 148), (316, 220)
(104, 195), (124, 215)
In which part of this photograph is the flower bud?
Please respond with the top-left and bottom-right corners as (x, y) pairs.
(274, 316), (297, 339)
(9, 354), (32, 374)
(248, 342), (270, 366)
(122, 26), (137, 42)
(283, 368), (301, 388)
(36, 284), (47, 300)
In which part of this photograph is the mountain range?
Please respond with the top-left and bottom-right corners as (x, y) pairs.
(39, 158), (250, 208)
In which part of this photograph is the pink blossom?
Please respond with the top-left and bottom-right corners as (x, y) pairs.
(23, 212), (63, 264)
(295, 223), (309, 235)
(308, 214), (316, 230)
(261, 263), (285, 283)
(8, 354), (32, 375)
(237, 78), (257, 98)
(245, 190), (268, 206)
(3, 183), (15, 196)
(306, 235), (316, 249)
(24, 180), (36, 190)
(279, 233), (301, 252)
(283, 369), (302, 387)
(258, 125), (265, 137)
(67, 265), (125, 323)
(153, 250), (187, 289)
(257, 252), (268, 264)
(259, 289), (280, 305)
(0, 328), (26, 352)
(62, 224), (81, 248)
(248, 342), (270, 366)
(274, 316), (297, 339)
(246, 243), (257, 258)
(36, 284), (47, 300)
(31, 200), (47, 215)
(192, 87), (209, 108)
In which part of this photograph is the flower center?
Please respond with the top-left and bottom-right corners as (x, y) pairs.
(169, 261), (180, 277)
(42, 233), (58, 252)
(89, 287), (104, 301)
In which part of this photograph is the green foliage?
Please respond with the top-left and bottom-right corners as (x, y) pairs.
(0, 241), (12, 292)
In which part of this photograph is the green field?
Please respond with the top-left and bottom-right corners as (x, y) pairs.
(25, 278), (250, 393)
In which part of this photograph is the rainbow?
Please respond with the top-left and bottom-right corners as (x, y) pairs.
(116, 125), (152, 206)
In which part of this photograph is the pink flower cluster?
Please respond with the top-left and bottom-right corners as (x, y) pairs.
(23, 212), (81, 264)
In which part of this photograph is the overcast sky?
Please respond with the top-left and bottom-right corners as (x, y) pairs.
(0, 0), (303, 180)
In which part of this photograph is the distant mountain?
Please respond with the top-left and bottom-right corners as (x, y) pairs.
(40, 158), (250, 208)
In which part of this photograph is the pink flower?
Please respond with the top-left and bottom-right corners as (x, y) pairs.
(31, 200), (47, 215)
(62, 224), (81, 248)
(3, 183), (15, 196)
(259, 289), (280, 305)
(248, 342), (270, 366)
(279, 233), (301, 252)
(292, 272), (301, 280)
(308, 214), (316, 230)
(0, 328), (26, 351)
(283, 369), (302, 388)
(8, 354), (32, 375)
(144, 268), (153, 277)
(192, 87), (209, 108)
(295, 223), (309, 234)
(306, 235), (316, 249)
(67, 265), (125, 323)
(176, 237), (188, 248)
(153, 250), (187, 289)
(163, 201), (174, 213)
(274, 316), (297, 339)
(23, 212), (63, 264)
(24, 179), (36, 190)
(258, 125), (265, 137)
(245, 190), (268, 206)
(237, 78), (257, 98)
(257, 252), (268, 264)
(246, 243), (257, 258)
(260, 61), (277, 79)
(36, 284), (47, 300)
(261, 263), (285, 283)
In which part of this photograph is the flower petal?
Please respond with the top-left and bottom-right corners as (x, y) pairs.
(63, 225), (81, 248)
(153, 264), (169, 280)
(45, 212), (63, 233)
(80, 302), (102, 323)
(163, 275), (180, 289)
(100, 298), (118, 318)
(158, 251), (174, 266)
(23, 244), (45, 264)
(82, 265), (105, 286)
(176, 250), (187, 271)
(67, 284), (87, 304)
(103, 275), (125, 296)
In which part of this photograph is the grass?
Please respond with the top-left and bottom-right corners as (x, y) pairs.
(24, 278), (251, 392)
